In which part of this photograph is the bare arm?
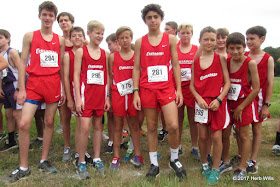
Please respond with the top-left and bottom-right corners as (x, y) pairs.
(108, 53), (114, 93)
(63, 53), (74, 111)
(104, 51), (110, 112)
(0, 55), (8, 71)
(73, 48), (83, 114)
(169, 35), (183, 107)
(132, 38), (142, 111)
(233, 60), (260, 122)
(17, 32), (32, 105)
(8, 49), (21, 100)
(59, 36), (66, 105)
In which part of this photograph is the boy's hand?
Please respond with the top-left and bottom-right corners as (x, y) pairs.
(60, 91), (66, 106)
(133, 92), (141, 111)
(176, 90), (183, 108)
(0, 89), (5, 99)
(233, 106), (243, 123)
(17, 90), (26, 105)
(76, 99), (84, 115)
(67, 99), (75, 111)
(104, 97), (110, 112)
(209, 99), (220, 111)
(260, 105), (269, 120)
(197, 98), (209, 109)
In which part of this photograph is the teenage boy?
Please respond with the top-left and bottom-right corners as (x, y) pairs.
(0, 29), (21, 152)
(74, 20), (110, 177)
(245, 26), (274, 174)
(4, 1), (65, 184)
(133, 4), (187, 179)
(176, 23), (199, 159)
(109, 26), (142, 170)
(215, 28), (230, 58)
(189, 26), (230, 184)
(220, 32), (259, 178)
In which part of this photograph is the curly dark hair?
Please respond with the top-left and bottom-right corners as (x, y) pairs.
(141, 4), (164, 22)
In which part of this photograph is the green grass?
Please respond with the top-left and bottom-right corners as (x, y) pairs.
(0, 78), (279, 186)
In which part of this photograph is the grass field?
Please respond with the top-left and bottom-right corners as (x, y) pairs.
(0, 78), (279, 186)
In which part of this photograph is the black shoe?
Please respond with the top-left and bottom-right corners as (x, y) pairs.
(0, 141), (18, 152)
(120, 142), (128, 150)
(169, 159), (187, 178)
(158, 129), (168, 142)
(105, 144), (113, 154)
(207, 154), (213, 168)
(178, 147), (183, 156)
(2, 167), (31, 184)
(146, 164), (159, 178)
(73, 156), (79, 168)
(38, 160), (57, 173)
(85, 152), (93, 165)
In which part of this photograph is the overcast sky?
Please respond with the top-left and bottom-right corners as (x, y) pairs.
(2, 0), (279, 52)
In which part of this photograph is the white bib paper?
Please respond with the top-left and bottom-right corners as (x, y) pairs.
(40, 52), (58, 67)
(195, 102), (208, 124)
(227, 83), (241, 101)
(87, 70), (104, 85)
(147, 65), (168, 82)
(1, 68), (8, 78)
(117, 78), (133, 96)
(181, 68), (191, 82)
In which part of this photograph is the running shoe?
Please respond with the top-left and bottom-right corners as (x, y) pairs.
(158, 129), (168, 142)
(130, 155), (143, 168)
(219, 162), (233, 174)
(76, 162), (90, 180)
(246, 160), (258, 174)
(169, 159), (187, 178)
(232, 168), (247, 180)
(62, 147), (71, 162)
(2, 167), (31, 184)
(206, 169), (220, 185)
(122, 149), (133, 162)
(110, 157), (120, 171)
(272, 144), (280, 155)
(93, 160), (105, 174)
(146, 164), (159, 178)
(191, 148), (201, 161)
(38, 160), (57, 173)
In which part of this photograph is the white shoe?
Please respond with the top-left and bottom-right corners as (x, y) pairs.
(102, 132), (109, 141)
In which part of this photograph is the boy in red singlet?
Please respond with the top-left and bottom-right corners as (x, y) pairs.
(133, 4), (187, 179)
(74, 20), (110, 177)
(190, 26), (230, 185)
(109, 26), (142, 170)
(245, 26), (274, 174)
(176, 23), (199, 159)
(4, 1), (65, 184)
(215, 28), (229, 58)
(219, 32), (259, 178)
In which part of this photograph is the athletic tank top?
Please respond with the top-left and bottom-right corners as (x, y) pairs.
(27, 30), (60, 76)
(65, 45), (73, 52)
(227, 57), (252, 100)
(176, 44), (198, 87)
(68, 50), (75, 84)
(1, 47), (18, 83)
(244, 52), (270, 103)
(140, 33), (172, 89)
(193, 53), (224, 98)
(111, 51), (135, 91)
(80, 46), (107, 109)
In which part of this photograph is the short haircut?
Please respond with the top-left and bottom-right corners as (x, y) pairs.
(199, 26), (216, 39)
(116, 26), (133, 39)
(106, 33), (117, 43)
(87, 20), (104, 33)
(217, 28), (229, 38)
(69, 26), (85, 39)
(0, 29), (11, 45)
(246, 26), (267, 38)
(226, 32), (246, 48)
(166, 21), (178, 34)
(38, 1), (58, 17)
(141, 4), (164, 22)
(178, 23), (193, 34)
(57, 12), (75, 23)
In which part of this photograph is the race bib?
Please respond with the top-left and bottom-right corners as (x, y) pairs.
(181, 68), (191, 81)
(147, 65), (168, 82)
(227, 83), (241, 101)
(87, 70), (104, 85)
(195, 102), (208, 124)
(117, 78), (133, 96)
(40, 52), (58, 67)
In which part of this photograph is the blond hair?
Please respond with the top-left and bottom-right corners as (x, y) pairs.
(116, 26), (133, 39)
(178, 23), (193, 34)
(87, 20), (104, 32)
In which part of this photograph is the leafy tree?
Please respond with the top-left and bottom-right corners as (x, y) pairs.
(263, 46), (280, 77)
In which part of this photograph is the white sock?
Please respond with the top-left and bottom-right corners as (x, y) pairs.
(19, 166), (28, 171)
(40, 160), (46, 164)
(37, 137), (43, 141)
(128, 136), (134, 150)
(93, 158), (101, 163)
(179, 144), (182, 149)
(170, 147), (179, 162)
(149, 152), (158, 166)
(108, 141), (113, 146)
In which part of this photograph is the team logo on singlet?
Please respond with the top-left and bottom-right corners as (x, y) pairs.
(200, 73), (218, 81)
(179, 60), (193, 64)
(88, 65), (103, 69)
(36, 48), (57, 55)
(119, 66), (134, 70)
(230, 78), (241, 83)
(146, 52), (164, 56)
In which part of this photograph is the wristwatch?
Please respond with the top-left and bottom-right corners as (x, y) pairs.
(263, 102), (271, 107)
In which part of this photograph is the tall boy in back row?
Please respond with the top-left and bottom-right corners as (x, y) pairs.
(133, 4), (187, 179)
(245, 26), (274, 174)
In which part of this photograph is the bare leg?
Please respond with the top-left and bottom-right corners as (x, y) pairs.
(222, 125), (232, 162)
(187, 107), (198, 147)
(92, 116), (103, 159)
(199, 124), (209, 164)
(144, 107), (158, 152)
(128, 116), (140, 156)
(78, 117), (91, 163)
(34, 109), (44, 138)
(238, 125), (250, 170)
(113, 115), (124, 158)
(59, 103), (71, 148)
(211, 130), (222, 170)
(250, 122), (262, 161)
